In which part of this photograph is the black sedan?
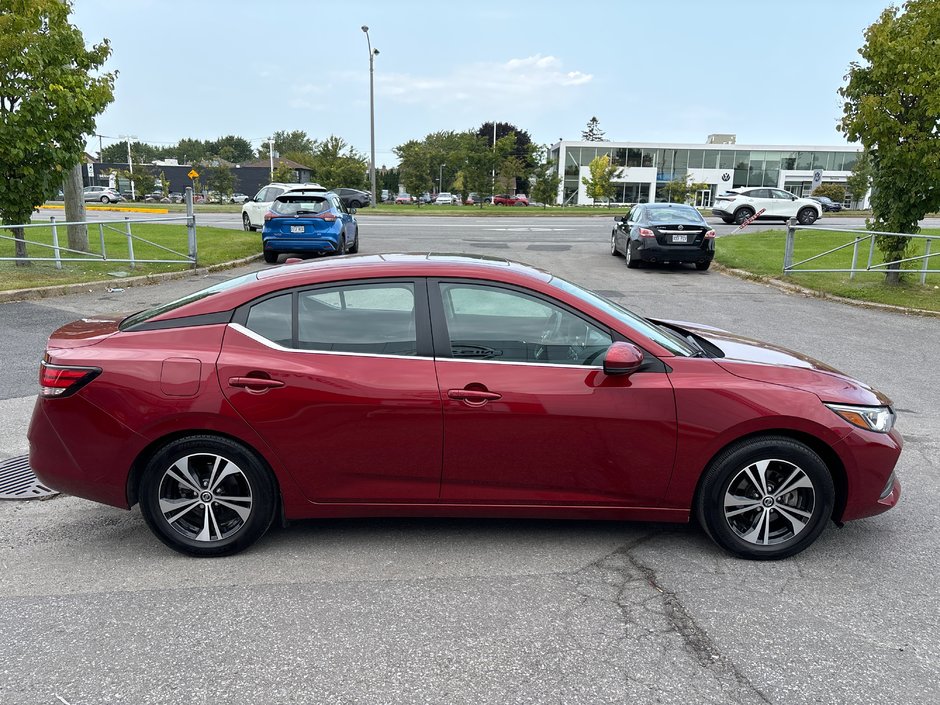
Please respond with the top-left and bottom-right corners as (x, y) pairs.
(610, 203), (716, 271)
(334, 188), (372, 209)
(807, 195), (843, 212)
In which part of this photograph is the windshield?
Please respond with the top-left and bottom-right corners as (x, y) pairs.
(647, 207), (706, 225)
(549, 276), (697, 356)
(119, 272), (259, 330)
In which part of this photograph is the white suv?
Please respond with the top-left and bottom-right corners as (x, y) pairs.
(242, 182), (324, 231)
(712, 188), (821, 225)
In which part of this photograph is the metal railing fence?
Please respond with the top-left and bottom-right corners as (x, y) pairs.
(783, 220), (938, 284)
(0, 188), (197, 270)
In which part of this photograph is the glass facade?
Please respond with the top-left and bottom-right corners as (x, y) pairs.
(558, 144), (861, 203)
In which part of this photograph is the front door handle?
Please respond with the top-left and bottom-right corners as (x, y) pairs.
(447, 389), (502, 403)
(228, 376), (285, 390)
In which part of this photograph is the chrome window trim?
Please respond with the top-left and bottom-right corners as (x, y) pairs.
(230, 323), (603, 369)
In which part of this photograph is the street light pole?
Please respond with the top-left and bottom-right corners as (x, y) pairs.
(267, 136), (275, 180)
(439, 163), (445, 193)
(362, 26), (378, 208)
(120, 134), (138, 200)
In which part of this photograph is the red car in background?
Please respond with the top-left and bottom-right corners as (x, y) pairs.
(29, 255), (901, 558)
(490, 194), (529, 206)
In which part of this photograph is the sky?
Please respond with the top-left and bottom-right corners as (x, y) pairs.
(71, 0), (893, 166)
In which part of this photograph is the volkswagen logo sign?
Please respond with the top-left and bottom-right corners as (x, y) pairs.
(721, 172), (731, 182)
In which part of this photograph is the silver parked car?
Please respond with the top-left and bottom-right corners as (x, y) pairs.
(83, 186), (123, 204)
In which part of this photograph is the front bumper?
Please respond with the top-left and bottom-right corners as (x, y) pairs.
(835, 426), (903, 522)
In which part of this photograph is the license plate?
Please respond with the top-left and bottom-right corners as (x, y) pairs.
(672, 234), (688, 243)
(290, 225), (305, 234)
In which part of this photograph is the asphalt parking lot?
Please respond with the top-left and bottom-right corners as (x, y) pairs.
(1, 215), (937, 704)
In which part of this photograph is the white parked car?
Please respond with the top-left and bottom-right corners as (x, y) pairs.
(242, 182), (324, 231)
(712, 187), (821, 225)
(433, 192), (458, 205)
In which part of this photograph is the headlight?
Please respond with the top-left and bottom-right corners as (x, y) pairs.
(825, 403), (896, 433)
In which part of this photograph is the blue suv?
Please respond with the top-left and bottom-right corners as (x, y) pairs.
(261, 189), (359, 264)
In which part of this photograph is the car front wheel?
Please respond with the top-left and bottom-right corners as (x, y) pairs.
(243, 213), (255, 232)
(734, 207), (754, 225)
(100, 196), (109, 203)
(696, 436), (834, 560)
(797, 207), (818, 225)
(138, 435), (278, 557)
(349, 200), (362, 209)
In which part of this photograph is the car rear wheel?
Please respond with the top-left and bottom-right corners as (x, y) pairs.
(797, 207), (818, 225)
(696, 436), (834, 560)
(262, 248), (278, 264)
(610, 232), (620, 256)
(625, 240), (640, 269)
(138, 435), (278, 557)
(349, 200), (362, 209)
(695, 259), (712, 271)
(347, 232), (359, 253)
(514, 201), (527, 207)
(733, 207), (754, 225)
(100, 196), (109, 203)
(336, 235), (346, 255)
(243, 213), (256, 232)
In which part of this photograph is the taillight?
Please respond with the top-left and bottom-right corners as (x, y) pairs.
(312, 213), (337, 222)
(704, 229), (716, 239)
(638, 228), (655, 238)
(263, 211), (276, 221)
(40, 358), (101, 398)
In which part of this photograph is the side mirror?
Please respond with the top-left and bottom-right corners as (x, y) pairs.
(791, 196), (797, 200)
(603, 341), (644, 376)
(349, 208), (357, 214)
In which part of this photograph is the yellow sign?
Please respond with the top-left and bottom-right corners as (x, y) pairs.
(188, 169), (199, 179)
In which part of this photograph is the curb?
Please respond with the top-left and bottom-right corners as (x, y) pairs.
(712, 262), (940, 319)
(0, 254), (263, 304)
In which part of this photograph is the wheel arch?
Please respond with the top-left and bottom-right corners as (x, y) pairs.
(690, 428), (847, 524)
(126, 429), (284, 516)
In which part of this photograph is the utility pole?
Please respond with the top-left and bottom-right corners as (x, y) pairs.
(362, 26), (379, 208)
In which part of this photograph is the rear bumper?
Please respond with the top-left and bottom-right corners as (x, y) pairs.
(637, 241), (714, 263)
(262, 235), (342, 254)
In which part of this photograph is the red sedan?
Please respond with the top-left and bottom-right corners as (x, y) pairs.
(29, 255), (902, 558)
(491, 194), (529, 206)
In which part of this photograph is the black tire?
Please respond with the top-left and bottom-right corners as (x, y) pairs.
(514, 201), (527, 207)
(335, 235), (346, 256)
(100, 196), (109, 203)
(349, 200), (362, 209)
(721, 217), (734, 224)
(263, 249), (278, 264)
(695, 259), (712, 271)
(695, 436), (834, 560)
(610, 231), (620, 257)
(733, 207), (754, 225)
(625, 240), (640, 268)
(138, 435), (278, 557)
(243, 213), (256, 232)
(347, 231), (359, 253)
(797, 207), (818, 225)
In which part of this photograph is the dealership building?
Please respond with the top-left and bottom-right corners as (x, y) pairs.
(549, 135), (864, 207)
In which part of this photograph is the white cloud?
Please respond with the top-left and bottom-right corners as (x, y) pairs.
(373, 54), (593, 108)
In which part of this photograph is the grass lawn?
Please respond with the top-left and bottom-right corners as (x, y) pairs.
(0, 222), (260, 291)
(715, 227), (940, 312)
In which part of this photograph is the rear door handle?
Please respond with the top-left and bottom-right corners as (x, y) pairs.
(447, 389), (501, 402)
(228, 376), (285, 389)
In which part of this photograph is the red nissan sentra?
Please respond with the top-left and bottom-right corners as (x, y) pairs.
(28, 254), (902, 558)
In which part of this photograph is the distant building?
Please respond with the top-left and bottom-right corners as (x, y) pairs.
(549, 137), (867, 208)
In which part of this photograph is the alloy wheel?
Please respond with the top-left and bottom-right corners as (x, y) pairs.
(722, 458), (815, 546)
(157, 453), (253, 543)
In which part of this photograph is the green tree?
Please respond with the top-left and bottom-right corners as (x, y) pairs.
(300, 135), (368, 190)
(203, 161), (236, 202)
(838, 0), (940, 284)
(130, 169), (157, 197)
(529, 148), (561, 207)
(259, 130), (315, 160)
(0, 0), (115, 261)
(661, 174), (711, 204)
(159, 171), (169, 197)
(394, 140), (434, 206)
(272, 164), (295, 183)
(476, 122), (537, 192)
(845, 149), (872, 208)
(99, 140), (167, 164)
(581, 154), (618, 206)
(461, 133), (515, 208)
(210, 134), (254, 163)
(812, 183), (846, 203)
(581, 116), (606, 142)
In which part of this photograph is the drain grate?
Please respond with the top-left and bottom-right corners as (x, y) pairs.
(0, 455), (59, 500)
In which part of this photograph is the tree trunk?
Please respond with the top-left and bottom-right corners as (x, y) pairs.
(12, 226), (30, 266)
(63, 163), (88, 251)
